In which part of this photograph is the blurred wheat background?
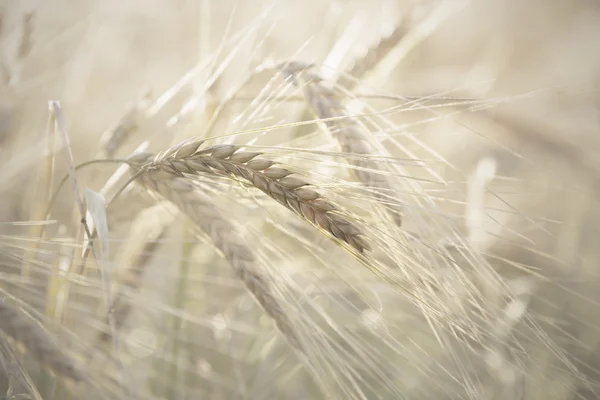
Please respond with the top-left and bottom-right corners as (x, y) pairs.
(1, 0), (600, 399)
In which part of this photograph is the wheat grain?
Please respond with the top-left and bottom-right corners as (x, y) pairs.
(128, 140), (370, 253)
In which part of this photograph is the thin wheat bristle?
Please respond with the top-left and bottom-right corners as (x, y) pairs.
(0, 298), (85, 383)
(129, 141), (370, 253)
(131, 171), (303, 350)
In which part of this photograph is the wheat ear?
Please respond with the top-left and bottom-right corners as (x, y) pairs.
(98, 89), (152, 158)
(0, 298), (85, 382)
(99, 202), (175, 343)
(285, 66), (403, 227)
(128, 141), (370, 253)
(340, 22), (408, 90)
(130, 169), (302, 349)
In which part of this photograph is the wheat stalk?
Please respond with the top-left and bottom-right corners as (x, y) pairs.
(128, 140), (370, 253)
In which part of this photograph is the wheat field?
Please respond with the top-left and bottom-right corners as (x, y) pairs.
(1, 0), (600, 399)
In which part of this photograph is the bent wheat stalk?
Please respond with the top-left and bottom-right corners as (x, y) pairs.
(128, 140), (370, 253)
